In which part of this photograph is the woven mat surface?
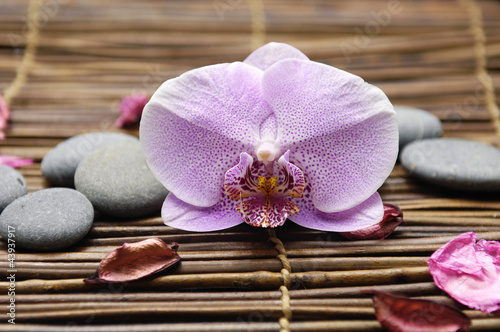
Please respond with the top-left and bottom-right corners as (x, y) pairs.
(1, 0), (500, 331)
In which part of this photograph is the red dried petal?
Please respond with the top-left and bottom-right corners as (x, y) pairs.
(339, 203), (404, 240)
(368, 290), (470, 332)
(85, 238), (180, 284)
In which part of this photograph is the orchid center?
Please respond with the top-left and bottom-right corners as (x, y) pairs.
(224, 151), (305, 228)
(258, 176), (277, 194)
(256, 140), (280, 165)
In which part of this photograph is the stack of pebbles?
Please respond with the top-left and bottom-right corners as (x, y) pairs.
(0, 132), (168, 251)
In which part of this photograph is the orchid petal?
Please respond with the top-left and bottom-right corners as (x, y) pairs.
(140, 62), (273, 207)
(274, 151), (305, 198)
(262, 59), (398, 213)
(259, 113), (278, 141)
(162, 192), (243, 232)
(289, 192), (384, 232)
(224, 152), (261, 200)
(237, 197), (298, 228)
(243, 42), (309, 71)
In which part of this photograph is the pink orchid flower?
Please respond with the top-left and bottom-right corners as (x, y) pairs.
(428, 232), (500, 313)
(140, 42), (398, 232)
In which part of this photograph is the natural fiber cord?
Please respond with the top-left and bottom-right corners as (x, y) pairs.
(459, 0), (500, 137)
(268, 229), (293, 332)
(250, 1), (291, 327)
(2, 0), (42, 107)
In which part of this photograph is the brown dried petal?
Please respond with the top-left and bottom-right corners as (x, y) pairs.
(85, 238), (180, 284)
(368, 290), (470, 332)
(339, 203), (404, 240)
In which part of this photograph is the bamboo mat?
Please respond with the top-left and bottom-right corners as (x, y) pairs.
(1, 0), (500, 331)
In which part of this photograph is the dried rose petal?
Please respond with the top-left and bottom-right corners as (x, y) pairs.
(115, 93), (149, 128)
(0, 94), (11, 139)
(339, 203), (404, 240)
(85, 238), (180, 284)
(0, 154), (34, 168)
(368, 290), (470, 332)
(428, 232), (500, 313)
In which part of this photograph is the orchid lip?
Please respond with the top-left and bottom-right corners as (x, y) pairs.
(224, 151), (305, 228)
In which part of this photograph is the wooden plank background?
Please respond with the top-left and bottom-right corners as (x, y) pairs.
(1, 0), (500, 331)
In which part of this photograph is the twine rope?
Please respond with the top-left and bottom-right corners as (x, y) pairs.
(249, 1), (289, 329)
(247, 0), (266, 51)
(2, 0), (42, 107)
(268, 228), (293, 332)
(459, 0), (500, 137)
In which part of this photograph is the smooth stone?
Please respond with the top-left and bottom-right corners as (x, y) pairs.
(0, 165), (28, 211)
(395, 106), (442, 148)
(75, 140), (169, 218)
(400, 138), (500, 192)
(0, 188), (94, 251)
(41, 132), (138, 187)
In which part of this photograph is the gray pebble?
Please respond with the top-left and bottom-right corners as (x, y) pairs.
(400, 138), (500, 192)
(0, 165), (28, 211)
(75, 140), (168, 218)
(41, 132), (138, 187)
(395, 106), (442, 148)
(0, 188), (94, 251)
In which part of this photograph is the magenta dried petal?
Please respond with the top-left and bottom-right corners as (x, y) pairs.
(261, 58), (398, 213)
(115, 93), (148, 128)
(339, 203), (404, 240)
(428, 232), (500, 313)
(84, 238), (180, 284)
(477, 238), (500, 257)
(0, 94), (10, 139)
(0, 154), (34, 168)
(369, 290), (470, 332)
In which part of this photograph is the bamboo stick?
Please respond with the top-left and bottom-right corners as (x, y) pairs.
(0, 322), (281, 332)
(0, 257), (429, 279)
(0, 287), (454, 305)
(0, 243), (444, 262)
(1, 319), (498, 332)
(1, 271), (284, 293)
(3, 231), (500, 252)
(0, 267), (432, 293)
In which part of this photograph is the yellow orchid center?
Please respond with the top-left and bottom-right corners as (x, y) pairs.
(224, 151), (305, 228)
(258, 176), (277, 195)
